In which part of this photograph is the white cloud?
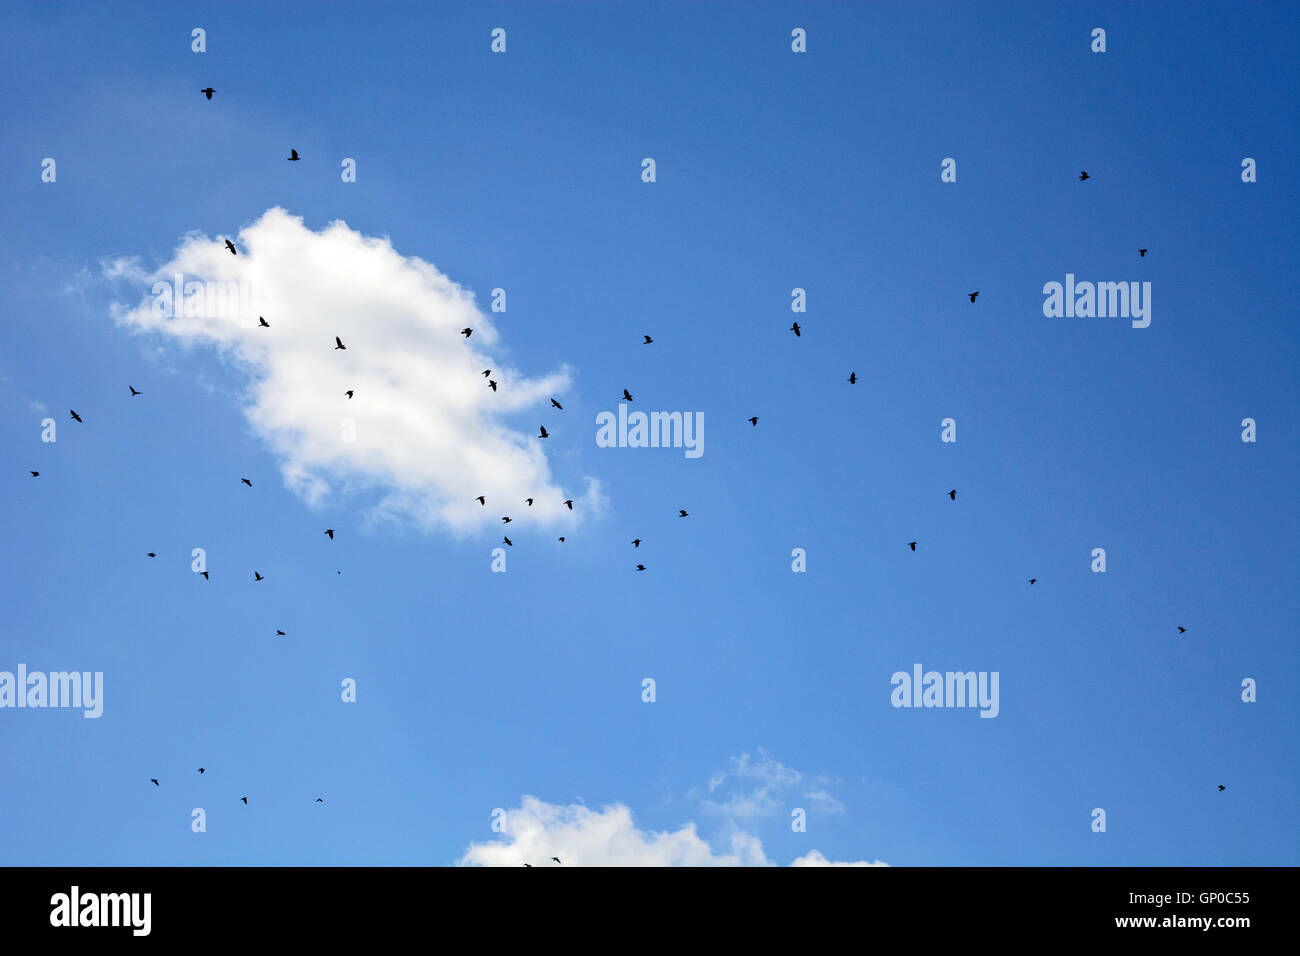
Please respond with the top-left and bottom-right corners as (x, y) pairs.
(695, 747), (845, 820)
(106, 208), (600, 535)
(458, 796), (884, 867)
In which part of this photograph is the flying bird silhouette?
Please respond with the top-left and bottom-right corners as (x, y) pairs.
(461, 328), (473, 338)
(908, 541), (916, 551)
(557, 536), (566, 542)
(1177, 626), (1186, 633)
(476, 496), (486, 505)
(502, 517), (512, 524)
(151, 779), (159, 786)
(632, 539), (641, 548)
(259, 316), (270, 327)
(503, 536), (512, 547)
(147, 552), (156, 557)
(345, 390), (354, 399)
(525, 498), (534, 506)
(254, 572), (263, 581)
(552, 857), (561, 864)
(848, 372), (856, 384)
(224, 239), (236, 255)
(1078, 170), (1090, 181)
(948, 490), (956, 500)
(623, 389), (633, 401)
(198, 768), (205, 774)
(1029, 578), (1037, 585)
(488, 380), (498, 392)
(30, 471), (38, 477)
(241, 478), (252, 486)
(564, 499), (574, 510)
(200, 571), (209, 580)
(790, 322), (801, 336)
(551, 398), (563, 410)
(679, 509), (688, 517)
(276, 630), (285, 636)
(69, 410), (82, 422)
(1139, 248), (1148, 257)
(201, 87), (214, 99)
(482, 369), (491, 377)
(1218, 785), (1225, 791)
(241, 796), (248, 804)
(287, 149), (300, 161)
(643, 335), (653, 344)
(325, 529), (335, 539)
(636, 565), (646, 571)
(129, 386), (141, 396)
(315, 798), (323, 803)
(748, 416), (758, 426)
(334, 336), (346, 350)
(538, 425), (549, 438)
(968, 292), (979, 302)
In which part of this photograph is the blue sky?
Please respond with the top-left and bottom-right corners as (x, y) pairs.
(1, 0), (1296, 866)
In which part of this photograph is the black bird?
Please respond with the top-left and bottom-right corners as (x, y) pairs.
(461, 328), (473, 338)
(325, 529), (335, 539)
(748, 416), (758, 426)
(564, 499), (573, 510)
(241, 478), (252, 486)
(259, 316), (270, 327)
(488, 380), (497, 392)
(1218, 785), (1225, 791)
(70, 410), (82, 423)
(552, 857), (561, 864)
(334, 336), (346, 350)
(643, 335), (653, 344)
(241, 796), (248, 804)
(482, 369), (491, 377)
(790, 322), (801, 337)
(525, 498), (533, 506)
(476, 496), (486, 505)
(848, 372), (856, 384)
(538, 425), (548, 438)
(503, 536), (512, 547)
(623, 389), (633, 401)
(201, 87), (214, 99)
(1177, 626), (1186, 633)
(254, 572), (263, 581)
(276, 630), (285, 636)
(1029, 578), (1037, 585)
(551, 398), (563, 410)
(198, 768), (205, 774)
(968, 292), (979, 303)
(524, 863), (532, 867)
(1078, 170), (1089, 181)
(147, 552), (156, 557)
(948, 490), (956, 500)
(636, 564), (646, 571)
(30, 471), (38, 477)
(287, 149), (300, 161)
(345, 390), (354, 399)
(151, 778), (159, 786)
(679, 509), (688, 517)
(632, 539), (641, 548)
(200, 571), (209, 579)
(557, 536), (565, 542)
(1139, 248), (1148, 257)
(225, 239), (237, 255)
(315, 798), (323, 803)
(129, 385), (141, 396)
(908, 541), (916, 551)
(502, 517), (512, 524)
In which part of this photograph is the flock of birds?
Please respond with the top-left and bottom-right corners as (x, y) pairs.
(28, 89), (1230, 849)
